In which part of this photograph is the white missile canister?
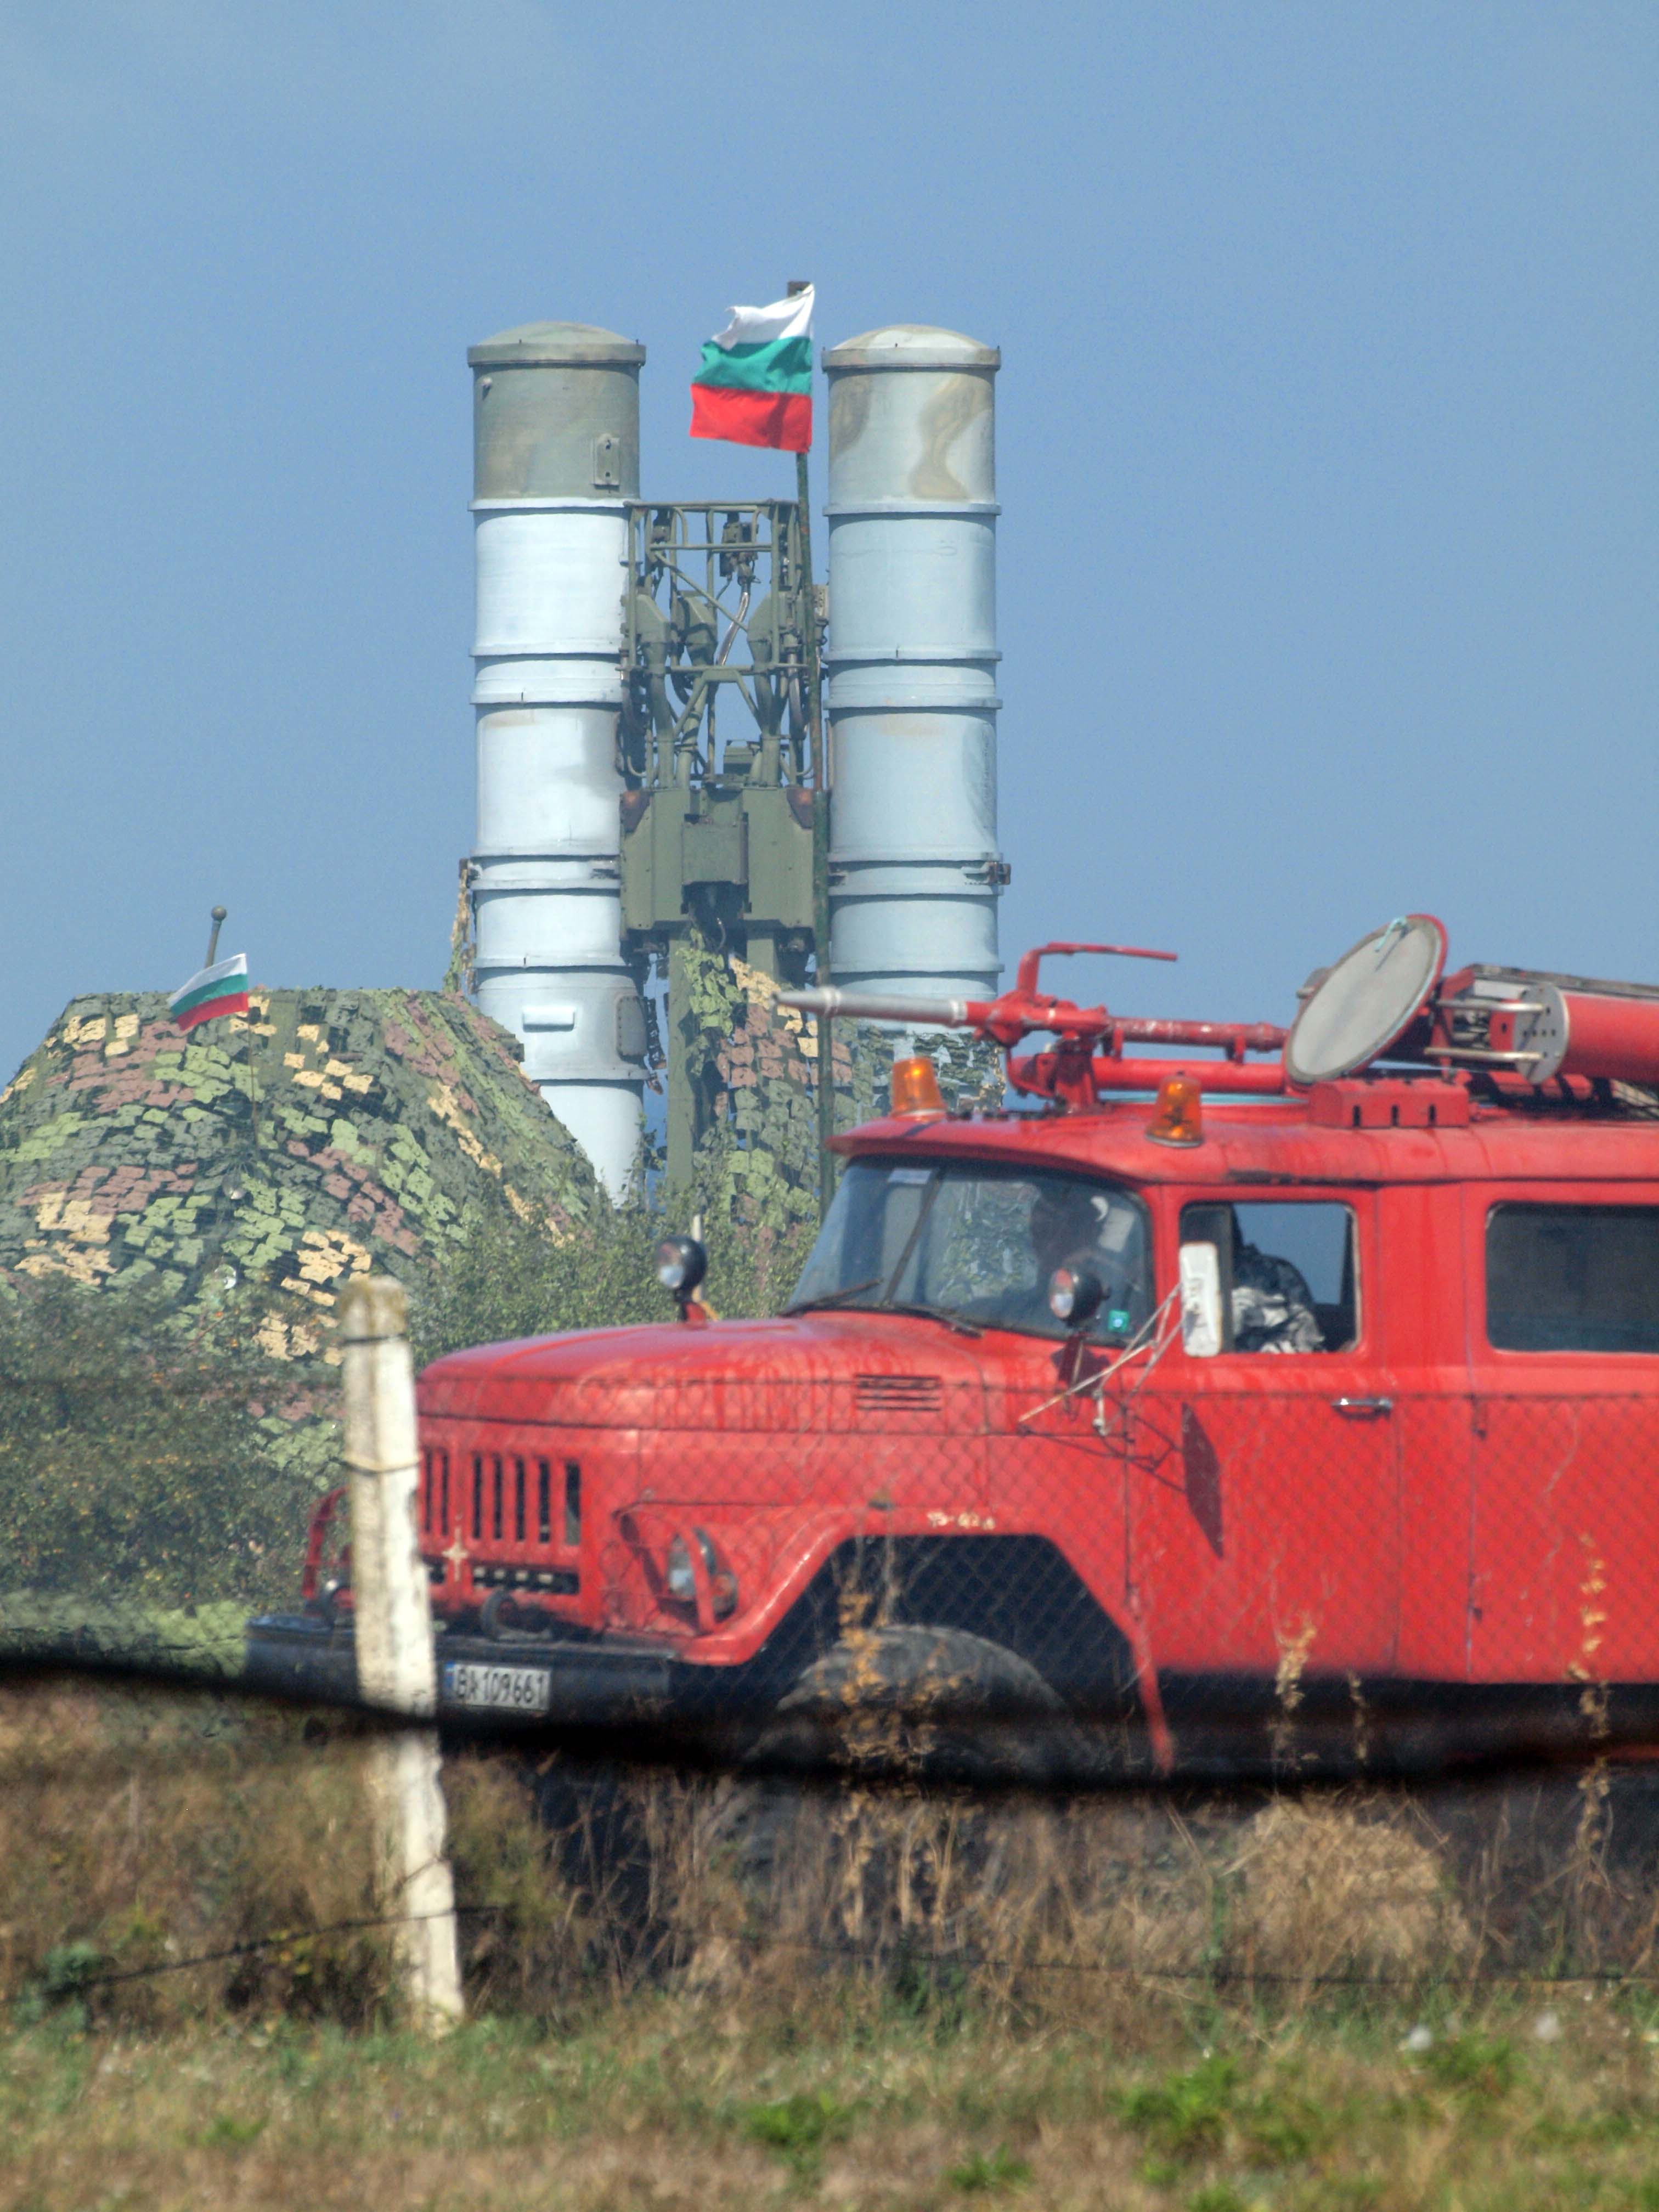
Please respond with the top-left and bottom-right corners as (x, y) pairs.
(823, 325), (1005, 1004)
(468, 321), (647, 1195)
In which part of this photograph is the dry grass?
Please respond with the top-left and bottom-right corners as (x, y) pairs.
(1229, 1797), (1472, 1985)
(0, 1682), (389, 2027)
(6, 1681), (1659, 2204)
(5, 1681), (1659, 2030)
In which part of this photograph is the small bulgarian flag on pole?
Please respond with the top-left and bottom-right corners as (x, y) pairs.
(168, 951), (251, 1032)
(690, 284), (814, 452)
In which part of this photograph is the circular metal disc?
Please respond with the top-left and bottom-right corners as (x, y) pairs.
(1285, 916), (1448, 1086)
(1511, 984), (1569, 1086)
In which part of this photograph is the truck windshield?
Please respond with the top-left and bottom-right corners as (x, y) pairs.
(787, 1160), (1153, 1345)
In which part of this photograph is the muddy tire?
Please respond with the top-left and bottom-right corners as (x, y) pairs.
(780, 1624), (1059, 1716)
(759, 1624), (1088, 1786)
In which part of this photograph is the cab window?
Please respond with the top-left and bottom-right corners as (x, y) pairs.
(1486, 1204), (1659, 1353)
(1180, 1201), (1358, 1353)
(789, 1160), (1154, 1344)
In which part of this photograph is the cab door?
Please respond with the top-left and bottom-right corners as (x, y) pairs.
(981, 1196), (1153, 1713)
(1465, 1184), (1659, 1685)
(1130, 1192), (1401, 1678)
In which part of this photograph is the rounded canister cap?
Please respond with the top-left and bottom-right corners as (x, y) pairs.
(469, 320), (645, 369)
(823, 324), (998, 372)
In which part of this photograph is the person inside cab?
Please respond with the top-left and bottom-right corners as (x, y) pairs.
(1230, 1218), (1324, 1353)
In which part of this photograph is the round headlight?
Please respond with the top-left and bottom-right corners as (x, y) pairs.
(656, 1234), (708, 1296)
(663, 1526), (737, 1618)
(1047, 1265), (1104, 1328)
(665, 1532), (696, 1602)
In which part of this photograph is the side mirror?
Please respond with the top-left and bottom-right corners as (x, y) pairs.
(1178, 1242), (1224, 1358)
(656, 1235), (708, 1321)
(1047, 1264), (1104, 1333)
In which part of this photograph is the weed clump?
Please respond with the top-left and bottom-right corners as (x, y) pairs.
(946, 2142), (1031, 2193)
(1417, 2030), (1519, 2100)
(1229, 1796), (1471, 1984)
(1119, 2053), (1238, 2160)
(742, 2087), (856, 2176)
(1119, 2050), (1325, 2182)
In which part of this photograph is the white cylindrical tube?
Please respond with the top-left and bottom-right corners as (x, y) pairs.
(780, 987), (974, 1028)
(468, 322), (647, 1197)
(823, 326), (1005, 1003)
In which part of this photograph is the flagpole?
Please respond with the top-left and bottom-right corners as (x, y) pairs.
(245, 1013), (262, 1152)
(787, 280), (836, 1223)
(208, 903), (261, 1150)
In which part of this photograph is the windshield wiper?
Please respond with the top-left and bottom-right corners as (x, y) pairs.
(879, 1300), (983, 1339)
(785, 1277), (882, 1314)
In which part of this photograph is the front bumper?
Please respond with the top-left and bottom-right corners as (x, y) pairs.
(243, 1612), (682, 1730)
(243, 1616), (1659, 1783)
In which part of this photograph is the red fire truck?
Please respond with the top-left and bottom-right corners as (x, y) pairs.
(246, 919), (1659, 1778)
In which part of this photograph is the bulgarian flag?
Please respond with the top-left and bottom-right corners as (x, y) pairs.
(168, 952), (251, 1032)
(690, 285), (814, 452)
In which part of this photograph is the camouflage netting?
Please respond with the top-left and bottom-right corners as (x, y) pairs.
(0, 989), (604, 1655)
(0, 960), (1003, 1319)
(0, 987), (600, 1348)
(703, 950), (1006, 1226)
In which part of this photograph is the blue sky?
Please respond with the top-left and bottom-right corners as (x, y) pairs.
(2, 1), (1654, 1084)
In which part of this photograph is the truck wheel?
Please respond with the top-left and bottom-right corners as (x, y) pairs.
(765, 1624), (1085, 1785)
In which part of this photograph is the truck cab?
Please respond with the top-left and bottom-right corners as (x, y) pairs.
(247, 920), (1659, 1778)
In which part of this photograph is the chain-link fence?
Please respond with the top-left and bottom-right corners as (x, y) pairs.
(5, 1319), (1657, 1787)
(7, 1680), (1659, 2028)
(9, 1307), (1659, 2212)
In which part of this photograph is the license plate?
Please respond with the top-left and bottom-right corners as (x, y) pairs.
(443, 1661), (551, 1714)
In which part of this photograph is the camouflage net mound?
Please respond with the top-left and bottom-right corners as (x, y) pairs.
(0, 987), (599, 1351)
(0, 988), (605, 1646)
(700, 949), (1005, 1227)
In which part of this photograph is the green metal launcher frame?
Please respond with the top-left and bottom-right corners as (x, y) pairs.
(618, 500), (830, 1183)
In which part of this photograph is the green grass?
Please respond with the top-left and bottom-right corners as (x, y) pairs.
(946, 2143), (1031, 2193)
(743, 2087), (859, 2175)
(4, 1996), (1659, 2210)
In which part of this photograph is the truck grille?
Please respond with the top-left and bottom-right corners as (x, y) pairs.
(420, 1442), (583, 1590)
(855, 1375), (943, 1415)
(472, 1563), (579, 1596)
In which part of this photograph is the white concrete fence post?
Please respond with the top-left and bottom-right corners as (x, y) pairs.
(338, 1274), (464, 2033)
